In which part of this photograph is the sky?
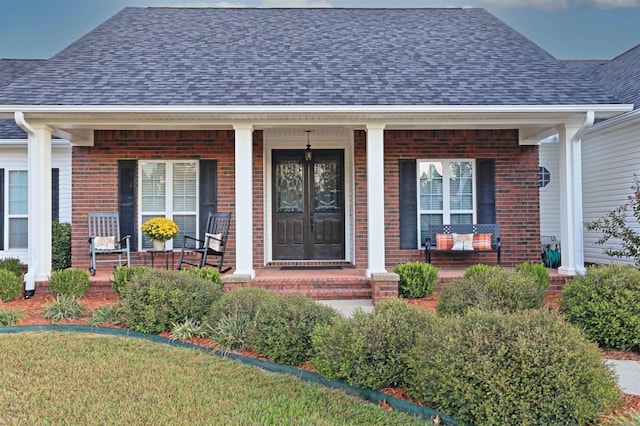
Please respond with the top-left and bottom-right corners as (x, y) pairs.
(0, 0), (639, 60)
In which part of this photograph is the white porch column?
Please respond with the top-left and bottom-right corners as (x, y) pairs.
(26, 125), (53, 291)
(233, 124), (255, 277)
(365, 123), (387, 276)
(557, 123), (586, 276)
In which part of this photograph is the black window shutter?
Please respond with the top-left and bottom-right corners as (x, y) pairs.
(399, 160), (418, 249)
(199, 160), (217, 240)
(0, 169), (4, 250)
(476, 158), (496, 224)
(51, 168), (59, 222)
(118, 160), (137, 251)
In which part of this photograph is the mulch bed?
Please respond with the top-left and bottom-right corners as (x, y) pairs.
(2, 292), (639, 419)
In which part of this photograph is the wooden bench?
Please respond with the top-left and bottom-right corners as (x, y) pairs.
(424, 224), (501, 265)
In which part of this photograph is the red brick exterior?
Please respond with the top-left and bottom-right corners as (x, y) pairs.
(71, 130), (264, 270)
(357, 129), (540, 268)
(72, 128), (539, 272)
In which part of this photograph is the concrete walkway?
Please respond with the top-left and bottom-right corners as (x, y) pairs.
(607, 360), (640, 396)
(318, 299), (640, 396)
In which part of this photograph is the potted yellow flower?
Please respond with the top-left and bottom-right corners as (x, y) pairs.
(141, 217), (179, 250)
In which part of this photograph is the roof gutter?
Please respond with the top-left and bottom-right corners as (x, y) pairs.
(0, 104), (634, 116)
(14, 111), (36, 136)
(572, 110), (595, 143)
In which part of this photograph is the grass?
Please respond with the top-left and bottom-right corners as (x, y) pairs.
(0, 332), (430, 425)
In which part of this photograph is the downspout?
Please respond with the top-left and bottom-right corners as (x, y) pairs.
(14, 112), (37, 298)
(571, 111), (595, 275)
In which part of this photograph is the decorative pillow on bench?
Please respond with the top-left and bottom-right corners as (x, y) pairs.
(473, 233), (493, 250)
(452, 233), (474, 251)
(435, 233), (453, 250)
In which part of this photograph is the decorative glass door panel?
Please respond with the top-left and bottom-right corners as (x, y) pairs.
(272, 150), (344, 260)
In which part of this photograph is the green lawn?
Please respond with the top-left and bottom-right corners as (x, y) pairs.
(0, 332), (429, 425)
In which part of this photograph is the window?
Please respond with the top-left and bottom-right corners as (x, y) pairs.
(539, 166), (551, 188)
(139, 161), (198, 250)
(8, 170), (28, 249)
(417, 160), (475, 242)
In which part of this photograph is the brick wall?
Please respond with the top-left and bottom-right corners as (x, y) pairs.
(72, 130), (244, 270)
(72, 128), (539, 272)
(355, 129), (541, 269)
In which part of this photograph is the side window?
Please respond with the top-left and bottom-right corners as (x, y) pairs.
(539, 166), (551, 189)
(8, 170), (28, 249)
(139, 161), (198, 250)
(417, 160), (475, 242)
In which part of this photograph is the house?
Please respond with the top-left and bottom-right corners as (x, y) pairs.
(539, 47), (640, 267)
(0, 8), (632, 297)
(0, 59), (72, 265)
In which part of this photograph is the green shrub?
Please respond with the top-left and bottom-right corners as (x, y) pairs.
(0, 257), (23, 277)
(206, 287), (278, 352)
(0, 269), (23, 302)
(207, 287), (278, 327)
(515, 261), (549, 290)
(42, 294), (87, 322)
(48, 268), (90, 297)
(311, 298), (433, 389)
(111, 266), (151, 296)
(560, 264), (640, 351)
(0, 308), (22, 326)
(436, 269), (546, 316)
(405, 309), (622, 426)
(247, 294), (338, 366)
(119, 269), (223, 334)
(52, 220), (72, 271)
(393, 262), (438, 298)
(180, 267), (222, 289)
(463, 263), (500, 278)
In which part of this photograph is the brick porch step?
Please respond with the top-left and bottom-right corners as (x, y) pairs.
(251, 267), (372, 300)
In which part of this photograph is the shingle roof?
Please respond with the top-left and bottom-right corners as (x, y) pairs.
(0, 8), (622, 106)
(0, 59), (46, 138)
(594, 44), (640, 110)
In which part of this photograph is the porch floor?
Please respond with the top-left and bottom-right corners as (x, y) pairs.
(70, 266), (569, 298)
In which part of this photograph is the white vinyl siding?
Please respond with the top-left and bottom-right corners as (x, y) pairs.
(138, 160), (198, 250)
(539, 142), (561, 246)
(582, 117), (640, 265)
(0, 142), (72, 262)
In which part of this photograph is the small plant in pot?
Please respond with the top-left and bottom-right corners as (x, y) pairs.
(141, 217), (179, 250)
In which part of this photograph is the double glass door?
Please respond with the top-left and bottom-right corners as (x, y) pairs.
(272, 149), (345, 260)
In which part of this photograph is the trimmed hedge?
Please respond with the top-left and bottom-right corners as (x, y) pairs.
(119, 269), (223, 334)
(180, 267), (222, 289)
(111, 266), (151, 296)
(311, 298), (433, 389)
(514, 261), (549, 291)
(0, 269), (23, 302)
(247, 294), (338, 366)
(405, 309), (622, 426)
(436, 269), (546, 316)
(393, 262), (438, 298)
(0, 258), (23, 278)
(560, 264), (640, 351)
(206, 287), (279, 351)
(48, 268), (90, 297)
(52, 220), (72, 271)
